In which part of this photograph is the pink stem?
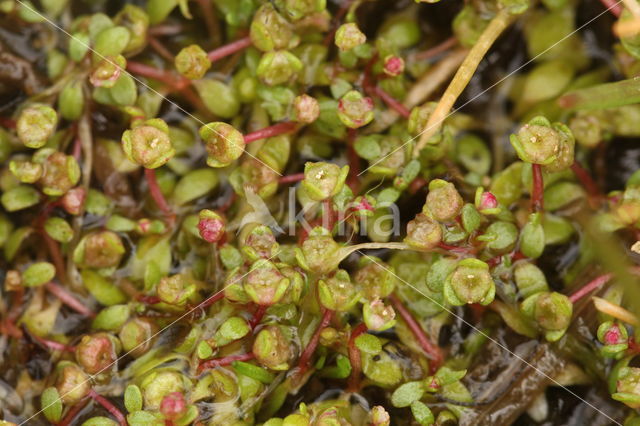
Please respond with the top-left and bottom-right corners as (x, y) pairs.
(414, 37), (458, 60)
(347, 323), (368, 392)
(31, 333), (76, 352)
(126, 61), (189, 90)
(88, 389), (126, 426)
(144, 168), (174, 219)
(148, 25), (183, 36)
(148, 36), (176, 62)
(569, 273), (613, 303)
(207, 36), (252, 62)
(249, 305), (267, 329)
(296, 309), (334, 375)
(43, 231), (67, 282)
(389, 293), (442, 373)
(571, 161), (601, 204)
(199, 290), (225, 310)
(244, 122), (298, 144)
(375, 86), (411, 118)
(45, 282), (95, 318)
(199, 352), (255, 372)
(599, 0), (622, 16)
(58, 398), (90, 426)
(279, 173), (305, 184)
(531, 163), (544, 213)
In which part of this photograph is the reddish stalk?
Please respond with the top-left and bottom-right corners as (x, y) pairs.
(388, 293), (442, 373)
(58, 398), (90, 426)
(347, 323), (368, 392)
(126, 61), (189, 90)
(374, 86), (411, 118)
(137, 295), (161, 305)
(144, 168), (174, 219)
(322, 0), (352, 46)
(0, 116), (16, 128)
(244, 121), (298, 144)
(599, 0), (622, 16)
(249, 305), (267, 329)
(31, 333), (76, 352)
(43, 232), (67, 282)
(414, 37), (458, 60)
(148, 36), (176, 62)
(437, 242), (473, 255)
(531, 163), (544, 213)
(88, 389), (126, 426)
(279, 173), (305, 184)
(149, 25), (183, 36)
(45, 282), (95, 318)
(571, 161), (601, 205)
(346, 128), (360, 191)
(408, 177), (428, 195)
(296, 309), (334, 375)
(199, 352), (255, 372)
(207, 36), (252, 62)
(1, 287), (24, 338)
(569, 273), (613, 303)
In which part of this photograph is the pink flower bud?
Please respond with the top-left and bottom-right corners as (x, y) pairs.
(61, 187), (86, 215)
(197, 209), (225, 243)
(383, 55), (405, 77)
(479, 191), (498, 211)
(160, 392), (187, 420)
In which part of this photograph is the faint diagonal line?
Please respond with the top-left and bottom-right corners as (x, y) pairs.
(357, 251), (623, 426)
(358, 0), (623, 176)
(14, 0), (283, 176)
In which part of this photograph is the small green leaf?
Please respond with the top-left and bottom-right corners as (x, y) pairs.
(391, 381), (426, 407)
(81, 417), (119, 426)
(81, 269), (127, 305)
(41, 387), (62, 423)
(232, 360), (275, 384)
(196, 341), (213, 359)
(1, 185), (40, 212)
(124, 384), (143, 413)
(23, 262), (56, 287)
(93, 26), (131, 58)
(411, 401), (435, 426)
(219, 316), (251, 341)
(193, 80), (240, 119)
(354, 333), (382, 355)
(44, 217), (74, 243)
(92, 304), (129, 331)
(172, 169), (219, 206)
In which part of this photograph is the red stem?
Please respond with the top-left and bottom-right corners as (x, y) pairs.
(148, 36), (176, 62)
(374, 86), (411, 118)
(46, 282), (95, 318)
(199, 290), (225, 310)
(31, 333), (76, 352)
(347, 323), (368, 392)
(279, 173), (305, 184)
(88, 389), (126, 426)
(149, 25), (183, 36)
(58, 398), (90, 426)
(144, 168), (174, 219)
(137, 295), (161, 305)
(414, 37), (458, 60)
(198, 352), (255, 372)
(571, 161), (601, 205)
(43, 231), (67, 283)
(249, 305), (267, 329)
(0, 116), (16, 128)
(599, 0), (622, 16)
(126, 61), (189, 90)
(244, 121), (298, 144)
(296, 309), (334, 375)
(531, 163), (544, 213)
(322, 0), (352, 46)
(569, 273), (613, 303)
(388, 293), (442, 373)
(207, 36), (252, 62)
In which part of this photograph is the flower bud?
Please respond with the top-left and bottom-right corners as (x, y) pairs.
(75, 333), (120, 375)
(55, 362), (90, 404)
(275, 0), (326, 20)
(253, 325), (294, 370)
(119, 317), (158, 357)
(424, 179), (463, 222)
(301, 161), (349, 201)
(383, 55), (405, 77)
(614, 366), (640, 408)
(136, 218), (166, 235)
(337, 90), (374, 129)
(474, 189), (500, 214)
(293, 94), (320, 124)
(242, 225), (279, 261)
(74, 230), (125, 269)
(38, 152), (81, 196)
(295, 227), (342, 274)
(175, 44), (212, 80)
(354, 258), (396, 299)
(404, 213), (442, 250)
(569, 112), (602, 148)
(160, 392), (187, 421)
(199, 122), (245, 168)
(250, 3), (297, 52)
(370, 406), (391, 426)
(157, 273), (197, 306)
(9, 159), (43, 183)
(17, 104), (58, 149)
(318, 269), (360, 311)
(335, 23), (366, 51)
(197, 209), (225, 243)
(90, 55), (125, 88)
(114, 5), (149, 54)
(257, 51), (303, 86)
(61, 187), (86, 215)
(244, 260), (290, 306)
(521, 291), (572, 342)
(509, 116), (575, 171)
(363, 299), (396, 331)
(142, 371), (187, 410)
(121, 118), (175, 169)
(443, 258), (495, 306)
(597, 321), (629, 358)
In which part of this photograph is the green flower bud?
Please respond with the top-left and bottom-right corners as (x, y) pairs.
(597, 321), (629, 358)
(16, 104), (57, 149)
(301, 161), (349, 201)
(318, 269), (360, 311)
(242, 225), (279, 261)
(157, 273), (197, 306)
(38, 152), (81, 196)
(22, 261), (55, 287)
(250, 3), (297, 52)
(483, 221), (518, 254)
(197, 209), (225, 243)
(244, 260), (290, 306)
(404, 213), (442, 250)
(614, 366), (640, 408)
(509, 116), (575, 171)
(199, 122), (245, 168)
(443, 258), (495, 306)
(363, 299), (396, 331)
(424, 179), (464, 222)
(569, 112), (602, 148)
(9, 159), (43, 183)
(335, 23), (366, 51)
(370, 406), (391, 426)
(519, 213), (545, 258)
(141, 371), (187, 410)
(521, 291), (572, 341)
(90, 55), (126, 88)
(354, 258), (396, 299)
(337, 90), (374, 129)
(257, 51), (303, 86)
(175, 44), (212, 80)
(295, 227), (342, 274)
(253, 325), (294, 370)
(74, 230), (125, 269)
(274, 0), (326, 20)
(1, 185), (40, 212)
(121, 119), (175, 169)
(514, 262), (549, 299)
(75, 333), (120, 375)
(55, 362), (90, 404)
(293, 94), (320, 124)
(119, 317), (158, 357)
(114, 5), (149, 54)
